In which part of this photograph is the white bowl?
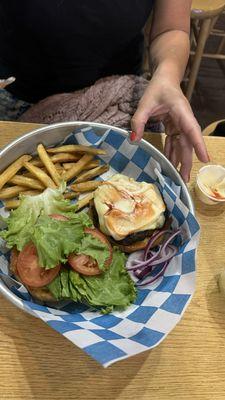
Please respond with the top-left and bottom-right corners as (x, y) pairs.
(195, 165), (225, 205)
(0, 121), (194, 316)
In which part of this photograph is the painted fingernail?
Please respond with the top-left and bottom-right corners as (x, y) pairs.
(130, 131), (136, 141)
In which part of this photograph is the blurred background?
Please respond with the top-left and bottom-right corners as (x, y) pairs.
(190, 7), (225, 130)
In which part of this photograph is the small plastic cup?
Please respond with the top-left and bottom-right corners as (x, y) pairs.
(195, 165), (225, 205)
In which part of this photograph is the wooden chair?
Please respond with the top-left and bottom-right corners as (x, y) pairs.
(202, 119), (225, 135)
(186, 0), (225, 101)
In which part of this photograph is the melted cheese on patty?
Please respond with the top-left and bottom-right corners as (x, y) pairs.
(94, 174), (166, 241)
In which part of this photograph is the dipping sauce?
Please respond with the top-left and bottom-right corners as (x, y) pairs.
(195, 165), (225, 205)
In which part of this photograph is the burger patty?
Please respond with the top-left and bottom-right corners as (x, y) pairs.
(115, 229), (154, 245)
(89, 201), (156, 245)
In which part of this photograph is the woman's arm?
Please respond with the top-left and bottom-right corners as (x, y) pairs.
(131, 0), (209, 182)
(150, 0), (190, 85)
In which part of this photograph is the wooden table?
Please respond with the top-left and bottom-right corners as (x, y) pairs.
(0, 121), (225, 400)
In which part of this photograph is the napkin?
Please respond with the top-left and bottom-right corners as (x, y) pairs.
(0, 126), (200, 367)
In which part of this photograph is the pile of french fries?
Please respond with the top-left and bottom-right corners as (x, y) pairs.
(0, 143), (109, 210)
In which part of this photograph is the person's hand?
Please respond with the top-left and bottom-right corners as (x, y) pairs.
(131, 76), (209, 182)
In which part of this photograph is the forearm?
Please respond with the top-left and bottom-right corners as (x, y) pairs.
(149, 30), (190, 85)
(131, 1), (208, 178)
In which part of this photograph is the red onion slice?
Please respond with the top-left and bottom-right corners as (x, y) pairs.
(160, 229), (181, 254)
(132, 244), (177, 270)
(136, 261), (169, 286)
(143, 229), (171, 260)
(134, 249), (177, 280)
(126, 228), (181, 287)
(128, 248), (161, 270)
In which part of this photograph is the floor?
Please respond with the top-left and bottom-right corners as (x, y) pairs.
(190, 15), (225, 130)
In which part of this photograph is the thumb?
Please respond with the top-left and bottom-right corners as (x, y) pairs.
(131, 105), (151, 142)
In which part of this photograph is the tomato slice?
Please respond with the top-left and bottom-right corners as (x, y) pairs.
(17, 243), (61, 288)
(68, 253), (101, 276)
(68, 227), (113, 276)
(49, 214), (69, 221)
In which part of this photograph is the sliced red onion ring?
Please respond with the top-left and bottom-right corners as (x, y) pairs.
(145, 246), (177, 267)
(134, 249), (177, 280)
(160, 229), (181, 255)
(130, 244), (177, 271)
(136, 261), (169, 286)
(134, 264), (155, 280)
(127, 228), (182, 287)
(143, 229), (171, 261)
(127, 248), (161, 271)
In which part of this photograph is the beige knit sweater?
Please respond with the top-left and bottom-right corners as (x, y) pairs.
(20, 75), (156, 130)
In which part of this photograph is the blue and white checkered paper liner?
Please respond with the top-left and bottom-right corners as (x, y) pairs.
(0, 126), (200, 367)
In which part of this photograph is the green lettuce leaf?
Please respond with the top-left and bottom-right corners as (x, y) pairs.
(47, 248), (137, 313)
(0, 187), (77, 251)
(77, 234), (110, 270)
(0, 183), (111, 270)
(47, 274), (62, 300)
(60, 269), (71, 298)
(32, 213), (92, 268)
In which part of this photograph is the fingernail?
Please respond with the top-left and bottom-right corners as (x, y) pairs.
(130, 131), (136, 141)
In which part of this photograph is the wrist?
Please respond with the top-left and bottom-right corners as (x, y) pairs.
(151, 60), (183, 86)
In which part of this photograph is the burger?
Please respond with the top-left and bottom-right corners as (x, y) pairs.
(91, 174), (167, 253)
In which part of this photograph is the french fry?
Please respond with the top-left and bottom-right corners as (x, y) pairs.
(4, 199), (20, 209)
(31, 153), (81, 168)
(31, 155), (76, 168)
(37, 144), (61, 186)
(0, 185), (27, 199)
(64, 191), (80, 200)
(71, 180), (103, 193)
(23, 163), (64, 178)
(4, 188), (48, 210)
(55, 164), (65, 175)
(23, 161), (56, 189)
(75, 193), (94, 211)
(62, 162), (78, 171)
(43, 163), (65, 175)
(0, 154), (32, 190)
(47, 144), (106, 156)
(62, 154), (94, 182)
(22, 171), (37, 178)
(9, 175), (45, 190)
(75, 164), (109, 184)
(30, 159), (43, 167)
(50, 153), (81, 163)
(62, 160), (100, 171)
(21, 190), (42, 196)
